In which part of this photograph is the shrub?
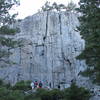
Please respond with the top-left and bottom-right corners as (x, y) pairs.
(0, 86), (24, 100)
(0, 79), (4, 86)
(6, 90), (24, 100)
(24, 94), (36, 100)
(64, 82), (91, 100)
(40, 91), (51, 100)
(0, 79), (11, 89)
(50, 89), (64, 100)
(35, 88), (49, 97)
(0, 80), (92, 100)
(0, 87), (11, 100)
(12, 80), (31, 91)
(36, 88), (64, 100)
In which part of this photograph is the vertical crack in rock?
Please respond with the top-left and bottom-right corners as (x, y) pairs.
(42, 11), (48, 77)
(43, 11), (49, 41)
(29, 52), (33, 80)
(19, 47), (21, 64)
(67, 13), (72, 39)
(59, 13), (66, 81)
(59, 13), (62, 35)
(44, 45), (48, 73)
(51, 36), (55, 88)
(8, 48), (10, 62)
(42, 44), (48, 75)
(17, 72), (21, 82)
(17, 67), (23, 82)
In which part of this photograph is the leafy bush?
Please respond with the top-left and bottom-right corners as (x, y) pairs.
(24, 93), (36, 100)
(0, 79), (11, 89)
(50, 89), (64, 100)
(0, 80), (92, 100)
(0, 85), (24, 100)
(35, 88), (49, 100)
(40, 91), (51, 100)
(0, 87), (11, 100)
(0, 79), (4, 86)
(36, 88), (64, 100)
(6, 90), (24, 100)
(35, 88), (48, 97)
(64, 82), (91, 100)
(12, 80), (31, 91)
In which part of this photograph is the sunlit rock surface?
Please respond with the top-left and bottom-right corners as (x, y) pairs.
(0, 11), (100, 99)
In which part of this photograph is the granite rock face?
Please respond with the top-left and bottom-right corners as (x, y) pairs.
(0, 11), (100, 99)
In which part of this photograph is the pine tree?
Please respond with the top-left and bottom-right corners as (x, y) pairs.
(76, 0), (100, 84)
(41, 1), (76, 12)
(0, 0), (20, 64)
(67, 1), (76, 11)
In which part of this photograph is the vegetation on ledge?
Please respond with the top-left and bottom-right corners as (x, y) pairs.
(0, 80), (91, 100)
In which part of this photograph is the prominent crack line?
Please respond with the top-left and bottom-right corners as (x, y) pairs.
(43, 11), (49, 41)
(59, 13), (62, 35)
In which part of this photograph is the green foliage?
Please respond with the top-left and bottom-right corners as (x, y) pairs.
(0, 79), (11, 89)
(64, 82), (91, 100)
(12, 80), (31, 91)
(7, 90), (24, 100)
(0, 87), (11, 100)
(36, 88), (64, 100)
(0, 87), (24, 100)
(41, 1), (76, 12)
(0, 0), (19, 25)
(0, 80), (29, 100)
(24, 93), (36, 100)
(0, 79), (4, 86)
(35, 88), (48, 97)
(0, 25), (20, 35)
(39, 90), (51, 100)
(80, 68), (94, 78)
(0, 80), (91, 100)
(36, 85), (90, 100)
(50, 89), (64, 100)
(76, 0), (100, 84)
(67, 1), (76, 11)
(0, 37), (17, 47)
(0, 26), (16, 35)
(0, 0), (20, 64)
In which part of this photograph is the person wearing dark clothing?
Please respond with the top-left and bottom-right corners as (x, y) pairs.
(58, 84), (60, 89)
(34, 81), (38, 88)
(39, 81), (43, 88)
(49, 82), (51, 88)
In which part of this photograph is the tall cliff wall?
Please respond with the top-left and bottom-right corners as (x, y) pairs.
(0, 11), (90, 85)
(14, 11), (85, 85)
(0, 11), (100, 99)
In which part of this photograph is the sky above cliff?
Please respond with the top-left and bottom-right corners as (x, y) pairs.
(13, 0), (79, 19)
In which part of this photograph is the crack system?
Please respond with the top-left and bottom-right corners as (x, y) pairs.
(43, 11), (49, 41)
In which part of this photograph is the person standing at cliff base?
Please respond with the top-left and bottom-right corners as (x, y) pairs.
(34, 81), (38, 89)
(39, 81), (43, 88)
(30, 82), (34, 90)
